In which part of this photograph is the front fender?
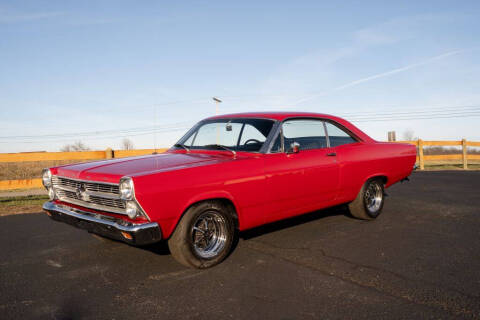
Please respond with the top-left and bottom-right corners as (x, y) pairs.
(160, 190), (242, 240)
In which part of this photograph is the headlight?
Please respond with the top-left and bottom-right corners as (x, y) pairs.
(119, 177), (134, 200)
(42, 169), (52, 188)
(126, 201), (138, 219)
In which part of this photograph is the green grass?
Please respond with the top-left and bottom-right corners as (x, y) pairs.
(0, 195), (49, 207)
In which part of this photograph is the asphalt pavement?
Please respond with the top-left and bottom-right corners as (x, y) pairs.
(1, 171), (479, 319)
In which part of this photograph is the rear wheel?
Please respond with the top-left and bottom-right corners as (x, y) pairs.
(348, 178), (385, 220)
(168, 200), (236, 268)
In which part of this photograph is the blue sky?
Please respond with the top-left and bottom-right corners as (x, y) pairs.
(1, 0), (479, 152)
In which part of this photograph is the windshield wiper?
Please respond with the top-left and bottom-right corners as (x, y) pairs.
(204, 144), (236, 156)
(174, 143), (190, 152)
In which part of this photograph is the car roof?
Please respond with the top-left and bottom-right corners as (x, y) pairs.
(207, 111), (337, 121)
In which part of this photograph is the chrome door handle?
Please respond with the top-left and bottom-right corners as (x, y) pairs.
(326, 152), (336, 156)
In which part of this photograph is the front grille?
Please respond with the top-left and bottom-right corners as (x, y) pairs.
(53, 176), (119, 194)
(52, 176), (125, 215)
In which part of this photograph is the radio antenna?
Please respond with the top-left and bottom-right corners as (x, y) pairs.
(213, 97), (222, 144)
(153, 104), (158, 154)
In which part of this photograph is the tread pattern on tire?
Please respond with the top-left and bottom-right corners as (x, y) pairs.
(348, 178), (384, 220)
(168, 200), (236, 269)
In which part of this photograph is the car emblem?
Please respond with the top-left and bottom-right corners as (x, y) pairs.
(76, 183), (88, 201)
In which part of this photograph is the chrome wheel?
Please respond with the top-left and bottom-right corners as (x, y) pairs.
(364, 181), (383, 213)
(191, 211), (228, 259)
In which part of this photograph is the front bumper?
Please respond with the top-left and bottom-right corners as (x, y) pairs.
(43, 201), (162, 245)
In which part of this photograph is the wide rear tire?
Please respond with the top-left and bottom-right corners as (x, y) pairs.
(348, 178), (385, 220)
(168, 200), (236, 269)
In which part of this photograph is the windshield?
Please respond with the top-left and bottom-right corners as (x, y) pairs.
(176, 118), (275, 152)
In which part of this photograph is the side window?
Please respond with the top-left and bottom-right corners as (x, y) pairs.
(325, 122), (357, 147)
(238, 124), (268, 152)
(239, 124), (267, 145)
(282, 119), (327, 151)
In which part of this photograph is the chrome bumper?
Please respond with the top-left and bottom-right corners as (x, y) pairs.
(43, 201), (162, 245)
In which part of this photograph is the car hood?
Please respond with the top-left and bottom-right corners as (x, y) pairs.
(54, 152), (233, 183)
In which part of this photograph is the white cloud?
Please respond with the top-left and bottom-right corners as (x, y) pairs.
(294, 50), (465, 105)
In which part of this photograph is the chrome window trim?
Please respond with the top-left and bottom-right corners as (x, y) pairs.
(271, 117), (328, 153)
(265, 122), (284, 153)
(323, 119), (361, 146)
(323, 121), (331, 148)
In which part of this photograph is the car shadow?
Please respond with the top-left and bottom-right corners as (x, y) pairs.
(240, 204), (350, 240)
(137, 204), (351, 257)
(139, 240), (171, 255)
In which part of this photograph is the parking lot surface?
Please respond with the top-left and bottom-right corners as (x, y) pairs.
(1, 171), (479, 319)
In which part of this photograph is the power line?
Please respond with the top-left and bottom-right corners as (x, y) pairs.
(0, 126), (191, 144)
(0, 122), (192, 141)
(1, 105), (479, 143)
(338, 105), (480, 117)
(346, 110), (480, 120)
(350, 112), (480, 122)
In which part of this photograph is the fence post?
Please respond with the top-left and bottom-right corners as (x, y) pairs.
(418, 139), (424, 170)
(105, 148), (113, 159)
(462, 139), (468, 170)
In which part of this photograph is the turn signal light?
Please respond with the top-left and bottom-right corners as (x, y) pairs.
(121, 231), (132, 240)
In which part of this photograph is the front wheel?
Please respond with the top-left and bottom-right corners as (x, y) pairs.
(168, 200), (236, 268)
(348, 178), (385, 220)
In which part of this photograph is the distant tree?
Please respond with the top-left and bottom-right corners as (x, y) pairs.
(402, 130), (417, 141)
(60, 141), (90, 152)
(121, 138), (134, 150)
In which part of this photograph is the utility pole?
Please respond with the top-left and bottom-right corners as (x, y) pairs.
(153, 104), (158, 154)
(213, 97), (222, 144)
(212, 97), (222, 115)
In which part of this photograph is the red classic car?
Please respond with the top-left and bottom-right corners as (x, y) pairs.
(43, 112), (416, 268)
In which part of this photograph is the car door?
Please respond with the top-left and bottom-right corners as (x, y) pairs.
(324, 121), (364, 203)
(263, 118), (340, 220)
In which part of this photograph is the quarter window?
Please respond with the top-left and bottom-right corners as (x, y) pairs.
(325, 122), (357, 147)
(282, 119), (327, 151)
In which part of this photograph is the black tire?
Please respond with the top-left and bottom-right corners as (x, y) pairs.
(348, 178), (385, 220)
(168, 200), (236, 269)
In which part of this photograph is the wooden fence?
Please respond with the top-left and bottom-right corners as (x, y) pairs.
(395, 139), (480, 170)
(0, 148), (168, 191)
(0, 140), (479, 191)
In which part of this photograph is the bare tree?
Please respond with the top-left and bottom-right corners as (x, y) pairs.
(121, 138), (134, 150)
(402, 130), (417, 141)
(60, 141), (90, 152)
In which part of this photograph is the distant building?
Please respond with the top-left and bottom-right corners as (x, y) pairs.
(388, 131), (396, 142)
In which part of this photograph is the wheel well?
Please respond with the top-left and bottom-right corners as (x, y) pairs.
(185, 198), (239, 229)
(370, 175), (388, 185)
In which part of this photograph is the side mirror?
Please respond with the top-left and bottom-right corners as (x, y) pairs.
(288, 142), (300, 154)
